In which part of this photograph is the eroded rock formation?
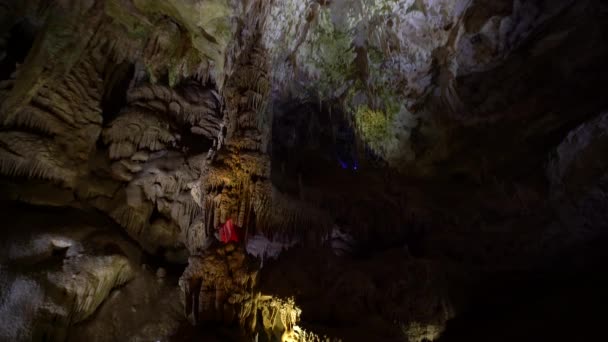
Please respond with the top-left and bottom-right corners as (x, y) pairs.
(180, 243), (333, 341)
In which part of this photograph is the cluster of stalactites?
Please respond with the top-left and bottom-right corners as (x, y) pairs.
(0, 0), (288, 256)
(0, 44), (106, 189)
(101, 81), (221, 253)
(193, 32), (338, 247)
(179, 244), (339, 341)
(191, 29), (273, 251)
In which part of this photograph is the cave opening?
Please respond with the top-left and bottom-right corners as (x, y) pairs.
(271, 99), (360, 194)
(0, 20), (36, 80)
(100, 62), (135, 123)
(178, 126), (215, 157)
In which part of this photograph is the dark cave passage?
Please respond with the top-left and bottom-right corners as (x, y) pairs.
(0, 20), (36, 80)
(100, 62), (135, 122)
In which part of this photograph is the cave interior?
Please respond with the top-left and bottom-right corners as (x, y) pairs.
(1, 0), (608, 341)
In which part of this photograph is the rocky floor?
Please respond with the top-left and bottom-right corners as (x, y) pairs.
(0, 203), (187, 341)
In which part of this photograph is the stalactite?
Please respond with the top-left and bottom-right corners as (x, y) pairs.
(108, 141), (136, 160)
(103, 111), (175, 150)
(0, 43), (107, 194)
(1, 106), (65, 135)
(0, 132), (77, 184)
(109, 202), (153, 239)
(127, 84), (221, 130)
(96, 78), (222, 251)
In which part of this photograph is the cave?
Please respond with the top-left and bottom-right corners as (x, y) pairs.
(1, 1), (608, 341)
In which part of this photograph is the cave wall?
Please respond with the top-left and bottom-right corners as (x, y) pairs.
(0, 0), (274, 258)
(2, 0), (607, 263)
